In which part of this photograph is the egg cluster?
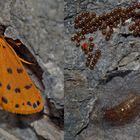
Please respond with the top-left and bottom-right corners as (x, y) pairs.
(86, 50), (101, 69)
(71, 2), (140, 69)
(128, 19), (140, 37)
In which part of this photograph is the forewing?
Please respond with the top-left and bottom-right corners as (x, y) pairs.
(0, 38), (43, 114)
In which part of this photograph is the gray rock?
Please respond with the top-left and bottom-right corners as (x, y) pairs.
(64, 0), (140, 139)
(32, 116), (64, 140)
(64, 70), (97, 138)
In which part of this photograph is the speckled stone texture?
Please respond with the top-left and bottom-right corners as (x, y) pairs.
(0, 0), (63, 140)
(64, 0), (140, 140)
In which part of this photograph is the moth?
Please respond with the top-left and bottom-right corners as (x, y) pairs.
(0, 26), (43, 114)
(103, 94), (140, 125)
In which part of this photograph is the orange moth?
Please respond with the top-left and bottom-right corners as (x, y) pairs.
(0, 34), (43, 114)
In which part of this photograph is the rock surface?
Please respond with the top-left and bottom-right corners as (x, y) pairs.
(64, 0), (140, 140)
(0, 0), (64, 140)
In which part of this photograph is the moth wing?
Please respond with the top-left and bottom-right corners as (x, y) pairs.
(0, 38), (43, 114)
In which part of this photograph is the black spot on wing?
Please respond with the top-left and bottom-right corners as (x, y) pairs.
(0, 83), (2, 87)
(7, 68), (12, 74)
(37, 101), (40, 106)
(33, 103), (37, 108)
(24, 84), (32, 90)
(15, 104), (19, 108)
(17, 68), (23, 74)
(2, 97), (8, 104)
(27, 101), (32, 106)
(15, 88), (21, 93)
(7, 84), (11, 90)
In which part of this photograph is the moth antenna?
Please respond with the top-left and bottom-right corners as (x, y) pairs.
(18, 57), (33, 65)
